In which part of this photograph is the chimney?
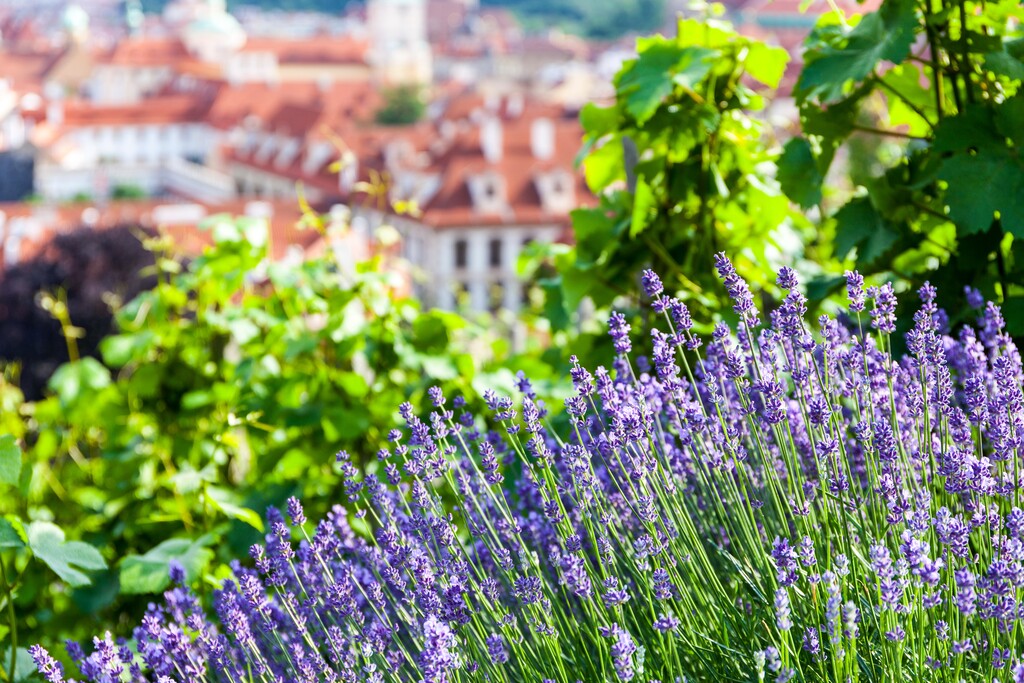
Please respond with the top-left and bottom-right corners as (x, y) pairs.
(530, 117), (554, 161)
(481, 117), (503, 163)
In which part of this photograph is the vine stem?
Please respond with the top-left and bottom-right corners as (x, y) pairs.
(0, 553), (17, 683)
(848, 124), (927, 140)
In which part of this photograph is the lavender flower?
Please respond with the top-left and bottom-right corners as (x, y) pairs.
(845, 270), (865, 312)
(714, 252), (760, 326)
(36, 265), (1024, 683)
(641, 269), (663, 298)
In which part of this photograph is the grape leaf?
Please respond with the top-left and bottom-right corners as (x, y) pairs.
(27, 521), (107, 587)
(798, 0), (918, 103)
(834, 197), (902, 267)
(745, 43), (790, 89)
(777, 138), (824, 208)
(616, 39), (715, 124)
(580, 103), (619, 137)
(940, 151), (1024, 237)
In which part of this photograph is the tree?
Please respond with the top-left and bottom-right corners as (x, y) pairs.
(111, 184), (147, 200)
(374, 86), (426, 126)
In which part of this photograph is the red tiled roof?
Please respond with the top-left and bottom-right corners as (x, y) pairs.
(59, 95), (211, 126)
(0, 48), (63, 93)
(204, 82), (320, 130)
(416, 114), (591, 228)
(96, 37), (190, 66)
(0, 197), (328, 266)
(242, 36), (369, 64)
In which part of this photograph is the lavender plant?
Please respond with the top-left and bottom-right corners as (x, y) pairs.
(31, 257), (1024, 682)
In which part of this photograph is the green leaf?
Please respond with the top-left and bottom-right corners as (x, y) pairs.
(47, 357), (112, 405)
(206, 487), (265, 532)
(798, 0), (918, 102)
(745, 43), (789, 88)
(630, 177), (656, 237)
(983, 50), (1024, 81)
(616, 39), (715, 124)
(940, 151), (1024, 237)
(777, 138), (824, 209)
(806, 275), (847, 302)
(833, 197), (901, 267)
(100, 331), (155, 367)
(580, 103), (619, 138)
(0, 435), (21, 487)
(26, 521), (107, 587)
(583, 139), (625, 192)
(994, 93), (1024, 145)
(0, 517), (25, 549)
(119, 537), (214, 595)
(932, 106), (1003, 153)
(881, 64), (937, 136)
(2, 647), (36, 683)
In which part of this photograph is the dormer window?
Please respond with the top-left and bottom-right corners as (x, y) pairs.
(535, 169), (575, 214)
(468, 171), (508, 215)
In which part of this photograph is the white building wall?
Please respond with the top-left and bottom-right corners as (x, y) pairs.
(415, 222), (560, 312)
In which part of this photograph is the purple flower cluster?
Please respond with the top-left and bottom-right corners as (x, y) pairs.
(33, 255), (1024, 682)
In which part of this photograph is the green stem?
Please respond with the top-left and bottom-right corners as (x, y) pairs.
(848, 124), (927, 140)
(0, 554), (16, 683)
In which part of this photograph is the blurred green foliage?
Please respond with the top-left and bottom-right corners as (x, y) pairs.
(0, 213), (544, 665)
(374, 87), (427, 126)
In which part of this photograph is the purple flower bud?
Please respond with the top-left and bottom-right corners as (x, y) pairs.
(286, 496), (305, 526)
(845, 270), (865, 312)
(608, 312), (632, 355)
(641, 269), (663, 298)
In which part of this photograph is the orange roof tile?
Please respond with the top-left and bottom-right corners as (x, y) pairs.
(97, 37), (190, 66)
(242, 36), (369, 65)
(59, 95), (211, 127)
(0, 197), (332, 267)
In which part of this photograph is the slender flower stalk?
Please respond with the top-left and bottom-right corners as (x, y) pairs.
(33, 257), (1024, 683)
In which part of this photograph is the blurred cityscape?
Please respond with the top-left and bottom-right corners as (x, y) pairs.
(0, 0), (863, 312)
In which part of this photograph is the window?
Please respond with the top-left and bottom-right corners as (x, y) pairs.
(488, 238), (502, 268)
(454, 238), (468, 268)
(488, 282), (505, 313)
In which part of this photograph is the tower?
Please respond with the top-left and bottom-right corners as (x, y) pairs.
(123, 0), (144, 36)
(61, 4), (90, 45)
(367, 0), (433, 86)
